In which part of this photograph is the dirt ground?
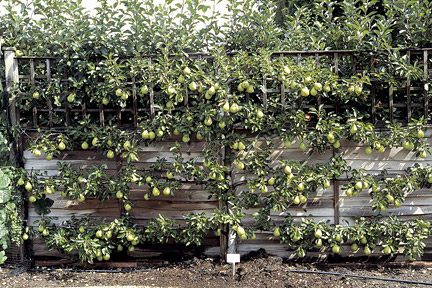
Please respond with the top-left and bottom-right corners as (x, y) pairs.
(1, 250), (432, 288)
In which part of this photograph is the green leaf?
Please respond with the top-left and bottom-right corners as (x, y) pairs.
(0, 224), (7, 239)
(0, 251), (7, 264)
(34, 196), (54, 215)
(0, 189), (10, 204)
(0, 170), (10, 189)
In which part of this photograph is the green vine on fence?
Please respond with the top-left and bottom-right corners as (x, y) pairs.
(14, 141), (432, 262)
(0, 168), (24, 264)
(2, 0), (432, 264)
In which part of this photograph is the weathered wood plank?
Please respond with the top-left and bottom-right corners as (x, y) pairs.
(340, 215), (432, 225)
(343, 160), (432, 174)
(24, 149), (111, 160)
(233, 184), (334, 198)
(28, 208), (119, 226)
(139, 141), (208, 152)
(129, 189), (215, 202)
(339, 206), (432, 217)
(24, 159), (118, 171)
(240, 215), (335, 226)
(131, 200), (217, 211)
(135, 151), (203, 163)
(342, 146), (432, 161)
(130, 211), (215, 220)
(240, 206), (335, 219)
(340, 196), (432, 207)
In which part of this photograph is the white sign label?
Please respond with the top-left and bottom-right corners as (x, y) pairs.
(227, 253), (240, 263)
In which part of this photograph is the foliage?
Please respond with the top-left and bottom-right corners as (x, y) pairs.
(0, 0), (432, 263)
(0, 169), (24, 264)
(276, 216), (430, 260)
(1, 0), (432, 54)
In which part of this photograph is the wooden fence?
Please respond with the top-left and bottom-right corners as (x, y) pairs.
(3, 46), (432, 261)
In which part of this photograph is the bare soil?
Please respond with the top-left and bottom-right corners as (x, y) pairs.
(1, 250), (432, 288)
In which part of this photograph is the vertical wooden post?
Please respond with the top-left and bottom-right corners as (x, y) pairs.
(0, 41), (2, 100)
(116, 102), (121, 127)
(334, 52), (339, 76)
(333, 181), (340, 225)
(30, 59), (38, 126)
(315, 53), (321, 107)
(371, 82), (376, 124)
(213, 56), (228, 259)
(4, 48), (23, 156)
(226, 187), (237, 254)
(64, 63), (71, 126)
(389, 83), (394, 122)
(424, 50), (429, 120)
(82, 95), (88, 122)
(99, 103), (105, 127)
(132, 76), (138, 127)
(297, 53), (303, 109)
(406, 50), (411, 122)
(184, 87), (189, 108)
(332, 133), (340, 225)
(184, 56), (194, 108)
(65, 96), (71, 126)
(280, 54), (285, 113)
(334, 53), (340, 115)
(4, 48), (19, 127)
(148, 58), (155, 120)
(0, 40), (2, 93)
(46, 59), (54, 127)
(4, 47), (25, 263)
(225, 82), (236, 257)
(219, 144), (228, 258)
(352, 52), (357, 75)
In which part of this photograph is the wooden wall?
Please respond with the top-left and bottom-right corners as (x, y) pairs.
(235, 132), (432, 259)
(10, 48), (432, 261)
(25, 139), (221, 259)
(24, 131), (432, 260)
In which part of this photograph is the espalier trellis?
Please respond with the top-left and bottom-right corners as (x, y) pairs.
(1, 0), (432, 264)
(3, 45), (432, 263)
